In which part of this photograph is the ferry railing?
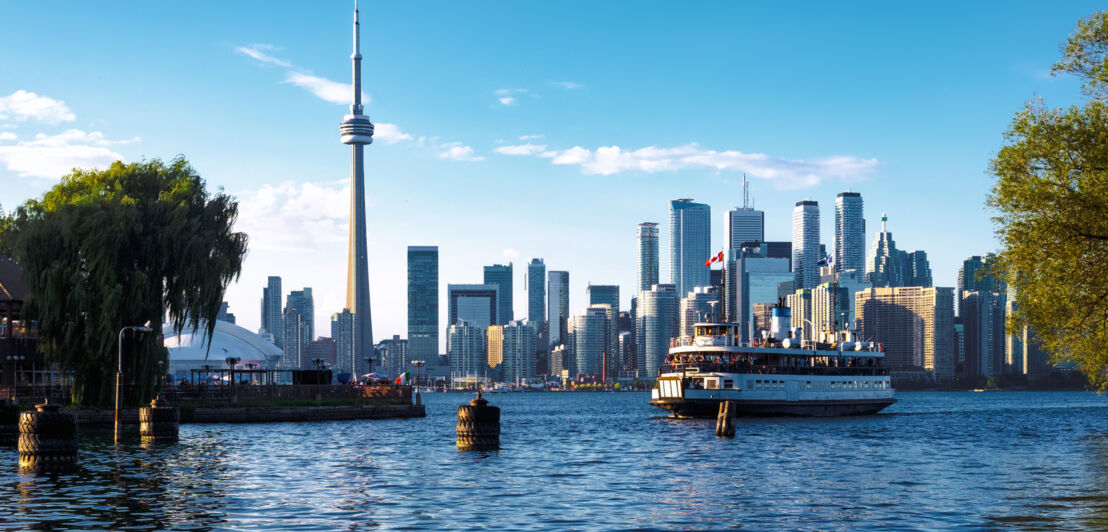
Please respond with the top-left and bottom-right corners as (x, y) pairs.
(660, 363), (889, 377)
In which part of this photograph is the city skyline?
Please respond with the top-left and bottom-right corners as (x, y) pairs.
(0, 2), (1101, 350)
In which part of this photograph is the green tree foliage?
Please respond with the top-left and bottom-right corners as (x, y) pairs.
(989, 12), (1108, 390)
(0, 158), (247, 406)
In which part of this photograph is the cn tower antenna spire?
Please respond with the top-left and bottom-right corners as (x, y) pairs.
(351, 0), (363, 115)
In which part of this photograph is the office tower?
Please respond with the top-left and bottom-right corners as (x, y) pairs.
(285, 288), (314, 342)
(669, 199), (711, 296)
(904, 250), (933, 287)
(792, 200), (820, 289)
(752, 303), (775, 335)
(502, 320), (536, 385)
(486, 325), (504, 378)
(856, 286), (956, 381)
(570, 306), (610, 377)
(448, 321), (487, 384)
(834, 191), (865, 273)
(407, 246), (439, 362)
(954, 318), (965, 374)
(217, 302), (236, 324)
(679, 287), (720, 337)
(724, 243), (792, 340)
(811, 283), (850, 336)
(340, 2), (376, 368)
(548, 271), (570, 346)
(786, 289), (813, 332)
(261, 276), (283, 346)
(588, 284), (619, 311)
(447, 284), (499, 329)
(637, 283), (679, 377)
(763, 241), (793, 271)
(331, 309), (356, 377)
(526, 258), (546, 323)
(618, 330), (633, 373)
(961, 290), (1006, 380)
(586, 303), (618, 381)
(484, 263), (513, 325)
(551, 344), (571, 377)
(866, 213), (903, 288)
(281, 307), (310, 369)
(957, 254), (1005, 317)
(727, 178), (765, 251)
(637, 222), (660, 292)
(379, 335), (408, 379)
(307, 337), (337, 368)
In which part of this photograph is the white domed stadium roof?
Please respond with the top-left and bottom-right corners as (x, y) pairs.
(163, 320), (283, 378)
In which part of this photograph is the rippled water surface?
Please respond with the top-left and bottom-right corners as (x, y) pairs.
(3, 391), (1108, 530)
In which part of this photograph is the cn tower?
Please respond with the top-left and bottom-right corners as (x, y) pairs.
(339, 0), (374, 373)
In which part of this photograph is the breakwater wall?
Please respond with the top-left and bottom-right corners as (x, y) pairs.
(69, 403), (425, 425)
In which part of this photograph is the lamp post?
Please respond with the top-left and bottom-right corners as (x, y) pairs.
(116, 321), (153, 444)
(411, 360), (426, 406)
(225, 356), (240, 398)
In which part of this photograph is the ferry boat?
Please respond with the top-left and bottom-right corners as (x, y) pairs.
(649, 309), (895, 418)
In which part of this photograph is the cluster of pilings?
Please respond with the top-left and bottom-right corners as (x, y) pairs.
(716, 401), (736, 438)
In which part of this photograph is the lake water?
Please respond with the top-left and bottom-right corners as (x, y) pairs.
(2, 391), (1108, 530)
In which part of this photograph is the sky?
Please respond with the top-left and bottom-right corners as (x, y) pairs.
(0, 1), (1100, 352)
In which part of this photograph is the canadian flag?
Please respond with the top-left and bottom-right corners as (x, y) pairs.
(704, 250), (724, 267)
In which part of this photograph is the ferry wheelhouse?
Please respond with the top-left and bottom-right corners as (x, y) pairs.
(649, 317), (896, 418)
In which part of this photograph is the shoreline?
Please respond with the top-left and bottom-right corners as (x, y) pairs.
(65, 403), (425, 425)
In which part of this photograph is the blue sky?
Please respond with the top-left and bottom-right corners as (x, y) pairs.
(0, 1), (1099, 350)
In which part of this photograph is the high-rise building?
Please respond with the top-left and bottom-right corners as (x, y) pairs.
(448, 321), (487, 384)
(792, 200), (820, 289)
(570, 306), (610, 377)
(637, 222), (659, 293)
(588, 284), (619, 311)
(281, 307), (310, 369)
(904, 250), (933, 287)
(340, 3), (376, 370)
(378, 335), (408, 379)
(547, 271), (570, 347)
(680, 286), (721, 337)
(526, 258), (546, 323)
(752, 303), (776, 335)
(407, 246), (439, 361)
(811, 283), (850, 337)
(725, 243), (792, 339)
(486, 325), (504, 378)
(866, 213), (903, 288)
(587, 303), (618, 380)
(961, 290), (1006, 380)
(637, 283), (679, 377)
(261, 276), (283, 347)
(217, 302), (236, 324)
(502, 320), (536, 385)
(551, 344), (571, 377)
(483, 263), (513, 325)
(786, 289), (813, 333)
(669, 199), (711, 296)
(834, 191), (865, 274)
(856, 286), (956, 381)
(331, 309), (356, 377)
(285, 288), (314, 342)
(588, 282), (620, 374)
(307, 337), (337, 368)
(447, 284), (499, 329)
(957, 254), (1005, 317)
(727, 209), (765, 252)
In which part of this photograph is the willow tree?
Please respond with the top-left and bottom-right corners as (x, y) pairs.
(0, 157), (247, 406)
(989, 12), (1108, 389)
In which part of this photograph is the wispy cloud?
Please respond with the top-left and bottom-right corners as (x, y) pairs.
(552, 81), (584, 90)
(519, 134), (544, 141)
(438, 142), (484, 162)
(235, 44), (291, 67)
(235, 181), (351, 252)
(0, 132), (15, 141)
(0, 129), (132, 179)
(502, 248), (520, 259)
(0, 90), (75, 124)
(494, 88), (532, 106)
(496, 142), (880, 187)
(283, 72), (367, 106)
(374, 123), (413, 144)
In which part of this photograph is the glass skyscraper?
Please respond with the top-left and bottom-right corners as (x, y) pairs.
(261, 275), (283, 347)
(834, 191), (864, 273)
(483, 263), (513, 325)
(407, 246), (439, 361)
(669, 199), (711, 296)
(637, 283), (679, 377)
(637, 222), (659, 293)
(447, 284), (499, 329)
(547, 270), (569, 347)
(331, 309), (356, 378)
(727, 208), (764, 251)
(526, 258), (546, 323)
(792, 200), (820, 289)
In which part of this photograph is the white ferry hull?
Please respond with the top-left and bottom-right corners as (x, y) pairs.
(649, 396), (896, 418)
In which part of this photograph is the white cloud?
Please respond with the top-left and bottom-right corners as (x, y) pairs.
(374, 122), (412, 144)
(498, 97), (517, 106)
(235, 181), (351, 253)
(0, 90), (76, 124)
(502, 248), (520, 259)
(235, 44), (291, 67)
(284, 72), (370, 106)
(0, 129), (128, 179)
(512, 142), (880, 187)
(494, 88), (531, 106)
(438, 142), (484, 162)
(519, 134), (544, 140)
(0, 132), (15, 141)
(552, 81), (584, 89)
(494, 143), (548, 156)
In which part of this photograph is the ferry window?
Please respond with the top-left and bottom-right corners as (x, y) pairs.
(723, 379), (733, 389)
(805, 381), (812, 390)
(707, 380), (718, 390)
(746, 380), (753, 390)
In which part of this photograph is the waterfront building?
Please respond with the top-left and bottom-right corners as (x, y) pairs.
(792, 200), (820, 289)
(307, 337), (337, 368)
(637, 283), (679, 377)
(551, 344), (571, 377)
(961, 290), (1006, 379)
(447, 284), (499, 329)
(486, 325), (504, 379)
(670, 199), (711, 296)
(548, 270), (570, 347)
(502, 320), (536, 385)
(331, 309), (356, 377)
(448, 321), (488, 384)
(163, 320), (283, 382)
(618, 330), (633, 372)
(856, 286), (956, 381)
(816, 268), (871, 329)
(954, 318), (965, 372)
(637, 222), (660, 293)
(904, 250), (933, 287)
(217, 302), (236, 324)
(724, 243), (792, 339)
(261, 275), (283, 347)
(340, 3), (376, 367)
(752, 303), (775, 335)
(526, 258), (546, 323)
(786, 289), (813, 335)
(484, 263), (514, 325)
(407, 246), (438, 363)
(379, 335), (408, 379)
(834, 191), (865, 274)
(592, 303), (618, 380)
(811, 282), (850, 337)
(680, 287), (721, 337)
(570, 306), (609, 377)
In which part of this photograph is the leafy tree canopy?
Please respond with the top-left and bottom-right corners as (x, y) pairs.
(989, 12), (1108, 390)
(0, 157), (247, 406)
